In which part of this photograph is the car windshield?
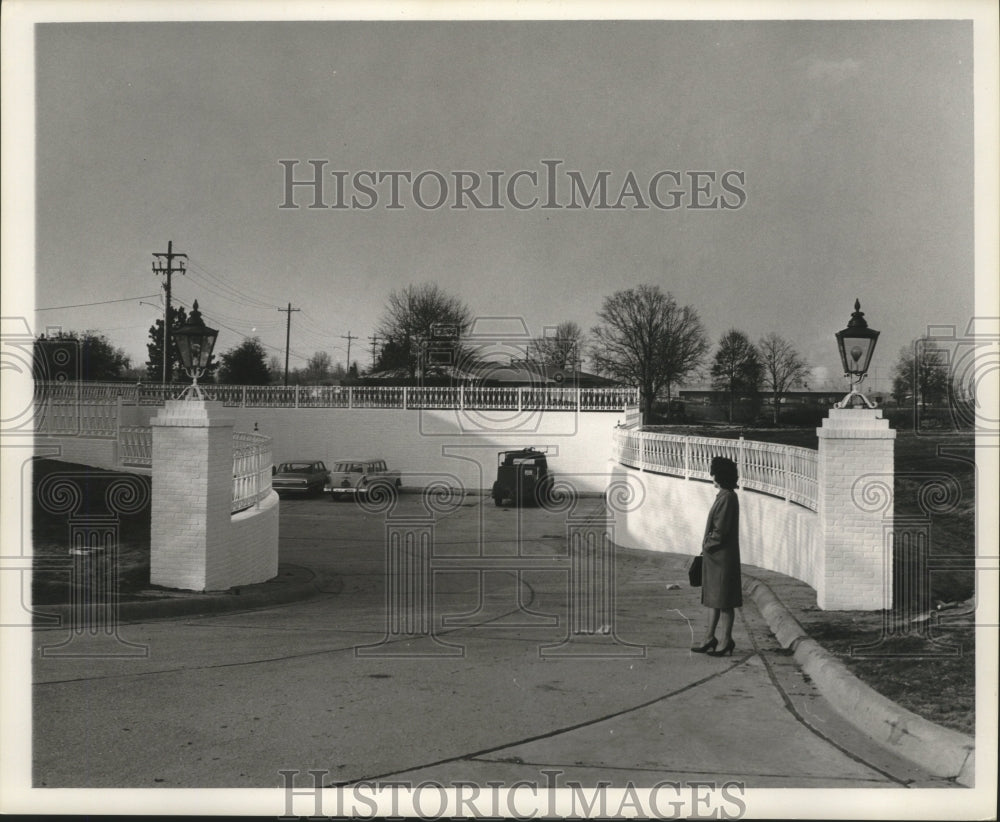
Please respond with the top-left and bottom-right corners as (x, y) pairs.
(335, 463), (363, 473)
(278, 463), (316, 473)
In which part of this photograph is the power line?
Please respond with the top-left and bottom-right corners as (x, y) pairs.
(37, 293), (160, 311)
(181, 261), (350, 352)
(185, 254), (281, 310)
(180, 269), (274, 313)
(172, 296), (310, 363)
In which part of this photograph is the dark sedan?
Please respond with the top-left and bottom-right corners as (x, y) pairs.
(272, 460), (330, 497)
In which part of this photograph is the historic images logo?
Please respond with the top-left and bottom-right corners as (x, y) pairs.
(278, 160), (747, 211)
(278, 770), (748, 820)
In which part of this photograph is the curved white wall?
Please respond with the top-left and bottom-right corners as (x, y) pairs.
(607, 462), (821, 592)
(228, 490), (280, 587)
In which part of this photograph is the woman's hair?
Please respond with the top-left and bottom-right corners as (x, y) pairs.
(710, 456), (739, 490)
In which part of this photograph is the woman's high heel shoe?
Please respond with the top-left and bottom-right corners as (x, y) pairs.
(690, 637), (718, 653)
(708, 639), (735, 657)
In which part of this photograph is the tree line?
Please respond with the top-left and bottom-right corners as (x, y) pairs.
(33, 281), (959, 422)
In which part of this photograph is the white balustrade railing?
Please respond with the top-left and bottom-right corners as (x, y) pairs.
(33, 381), (639, 411)
(612, 429), (818, 512)
(352, 386), (406, 408)
(112, 425), (272, 513)
(232, 432), (273, 514)
(241, 385), (299, 407)
(34, 398), (118, 437)
(407, 385), (458, 409)
(119, 425), (152, 467)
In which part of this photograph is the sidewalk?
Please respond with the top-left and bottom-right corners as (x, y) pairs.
(33, 556), (975, 787)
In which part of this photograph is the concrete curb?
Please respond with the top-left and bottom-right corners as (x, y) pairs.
(33, 564), (333, 625)
(745, 575), (975, 787)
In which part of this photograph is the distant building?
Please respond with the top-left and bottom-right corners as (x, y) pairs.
(677, 387), (848, 407)
(363, 359), (621, 388)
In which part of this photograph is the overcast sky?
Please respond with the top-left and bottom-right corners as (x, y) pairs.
(25, 15), (977, 392)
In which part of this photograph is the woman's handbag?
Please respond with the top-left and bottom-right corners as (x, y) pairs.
(688, 555), (703, 587)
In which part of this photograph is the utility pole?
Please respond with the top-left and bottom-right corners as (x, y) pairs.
(278, 303), (300, 386)
(341, 331), (358, 375)
(152, 241), (187, 384)
(368, 334), (380, 369)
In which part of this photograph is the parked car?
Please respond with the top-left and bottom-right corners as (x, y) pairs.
(492, 447), (553, 507)
(329, 458), (401, 501)
(272, 460), (330, 496)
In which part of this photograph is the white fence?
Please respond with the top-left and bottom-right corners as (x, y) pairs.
(34, 381), (638, 411)
(612, 428), (818, 512)
(119, 425), (152, 468)
(33, 399), (118, 437)
(231, 432), (273, 514)
(82, 423), (272, 514)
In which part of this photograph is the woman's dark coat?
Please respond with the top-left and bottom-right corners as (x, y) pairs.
(701, 487), (743, 609)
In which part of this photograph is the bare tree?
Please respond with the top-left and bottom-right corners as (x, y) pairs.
(302, 351), (333, 383)
(589, 285), (708, 421)
(758, 333), (810, 423)
(267, 355), (284, 384)
(527, 320), (585, 371)
(711, 330), (762, 422)
(891, 337), (950, 410)
(376, 283), (472, 378)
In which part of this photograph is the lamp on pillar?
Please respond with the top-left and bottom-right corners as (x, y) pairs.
(173, 300), (218, 400)
(834, 298), (880, 409)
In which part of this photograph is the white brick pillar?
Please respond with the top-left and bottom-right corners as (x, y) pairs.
(816, 408), (896, 610)
(150, 400), (235, 591)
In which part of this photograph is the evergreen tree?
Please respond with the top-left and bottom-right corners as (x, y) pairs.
(145, 305), (217, 382)
(217, 337), (271, 385)
(34, 331), (131, 382)
(711, 330), (763, 422)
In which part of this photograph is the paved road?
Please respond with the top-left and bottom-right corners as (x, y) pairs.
(32, 493), (944, 797)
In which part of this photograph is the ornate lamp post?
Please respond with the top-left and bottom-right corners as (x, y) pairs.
(834, 298), (880, 409)
(172, 300), (218, 400)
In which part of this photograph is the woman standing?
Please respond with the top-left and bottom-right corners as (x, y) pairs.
(691, 456), (742, 657)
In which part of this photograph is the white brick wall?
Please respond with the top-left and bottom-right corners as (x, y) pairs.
(149, 400), (279, 592)
(228, 490), (280, 586)
(816, 409), (895, 610)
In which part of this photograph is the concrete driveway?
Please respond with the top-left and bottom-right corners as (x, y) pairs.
(31, 492), (952, 808)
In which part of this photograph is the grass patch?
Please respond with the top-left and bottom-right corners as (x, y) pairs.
(795, 610), (975, 735)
